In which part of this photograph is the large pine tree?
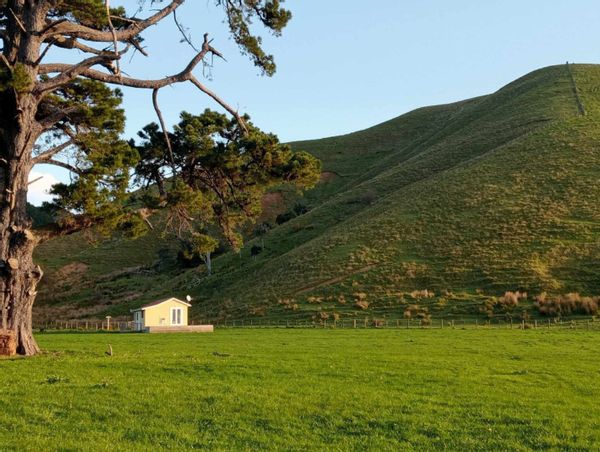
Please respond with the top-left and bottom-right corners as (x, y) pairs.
(0, 1), (320, 355)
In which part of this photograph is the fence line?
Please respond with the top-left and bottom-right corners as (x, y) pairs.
(34, 317), (600, 332)
(213, 317), (599, 330)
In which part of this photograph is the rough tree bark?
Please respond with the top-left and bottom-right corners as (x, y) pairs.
(0, 2), (44, 355)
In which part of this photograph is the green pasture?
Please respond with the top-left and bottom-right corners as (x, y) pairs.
(1, 329), (599, 450)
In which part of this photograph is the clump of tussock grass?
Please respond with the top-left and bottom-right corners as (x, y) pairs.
(278, 299), (299, 311)
(534, 292), (599, 317)
(354, 292), (369, 310)
(410, 289), (435, 299)
(403, 304), (431, 325)
(480, 291), (527, 318)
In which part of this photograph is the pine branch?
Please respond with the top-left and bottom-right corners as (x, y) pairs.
(43, 0), (185, 43)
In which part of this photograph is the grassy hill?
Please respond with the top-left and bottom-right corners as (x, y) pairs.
(33, 63), (600, 323)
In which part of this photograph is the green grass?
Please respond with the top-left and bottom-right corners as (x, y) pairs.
(2, 329), (600, 450)
(33, 64), (600, 324)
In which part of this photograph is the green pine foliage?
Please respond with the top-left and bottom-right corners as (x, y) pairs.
(132, 109), (321, 249)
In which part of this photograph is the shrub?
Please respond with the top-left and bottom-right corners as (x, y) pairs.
(354, 293), (369, 310)
(410, 289), (435, 299)
(275, 211), (296, 225)
(253, 222), (272, 237)
(420, 315), (432, 326)
(403, 305), (430, 324)
(534, 292), (599, 317)
(355, 300), (369, 310)
(480, 290), (526, 318)
(278, 299), (298, 311)
(293, 203), (309, 216)
(496, 291), (527, 308)
(315, 311), (329, 321)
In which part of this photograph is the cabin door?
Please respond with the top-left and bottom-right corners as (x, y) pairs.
(134, 311), (143, 331)
(171, 307), (183, 326)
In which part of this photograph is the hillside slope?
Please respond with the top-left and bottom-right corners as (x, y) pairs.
(34, 64), (600, 323)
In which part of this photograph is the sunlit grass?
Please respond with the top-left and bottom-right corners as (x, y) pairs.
(1, 329), (599, 450)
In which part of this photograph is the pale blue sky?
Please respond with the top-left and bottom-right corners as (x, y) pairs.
(30, 0), (600, 203)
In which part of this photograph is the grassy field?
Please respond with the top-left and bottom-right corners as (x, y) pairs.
(2, 329), (600, 450)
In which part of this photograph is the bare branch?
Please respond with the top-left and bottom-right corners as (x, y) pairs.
(33, 139), (75, 163)
(40, 18), (68, 36)
(37, 106), (82, 131)
(0, 54), (10, 69)
(35, 40), (56, 66)
(8, 8), (27, 34)
(39, 36), (210, 89)
(128, 38), (148, 57)
(189, 75), (248, 134)
(36, 46), (129, 94)
(152, 88), (177, 172)
(53, 36), (112, 57)
(173, 9), (199, 52)
(45, 159), (83, 175)
(38, 33), (247, 135)
(28, 176), (44, 186)
(43, 0), (185, 43)
(105, 0), (121, 77)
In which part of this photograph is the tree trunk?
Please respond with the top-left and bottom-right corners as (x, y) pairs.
(0, 107), (43, 355)
(0, 145), (42, 356)
(205, 252), (212, 275)
(0, 1), (45, 356)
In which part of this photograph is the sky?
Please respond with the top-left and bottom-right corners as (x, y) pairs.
(29, 0), (600, 204)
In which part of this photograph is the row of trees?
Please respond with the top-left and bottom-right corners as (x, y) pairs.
(0, 0), (319, 355)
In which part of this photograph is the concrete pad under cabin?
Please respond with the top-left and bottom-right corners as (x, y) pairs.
(144, 325), (214, 333)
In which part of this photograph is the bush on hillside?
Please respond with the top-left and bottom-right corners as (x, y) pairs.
(480, 290), (527, 318)
(275, 202), (310, 225)
(354, 292), (369, 310)
(534, 292), (599, 317)
(410, 289), (435, 299)
(403, 305), (431, 325)
(253, 222), (272, 237)
(275, 211), (295, 225)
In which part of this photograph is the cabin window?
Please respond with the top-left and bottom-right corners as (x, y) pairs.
(171, 308), (182, 325)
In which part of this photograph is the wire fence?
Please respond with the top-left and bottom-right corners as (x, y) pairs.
(34, 317), (600, 332)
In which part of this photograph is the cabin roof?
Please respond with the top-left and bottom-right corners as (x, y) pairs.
(131, 297), (191, 312)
